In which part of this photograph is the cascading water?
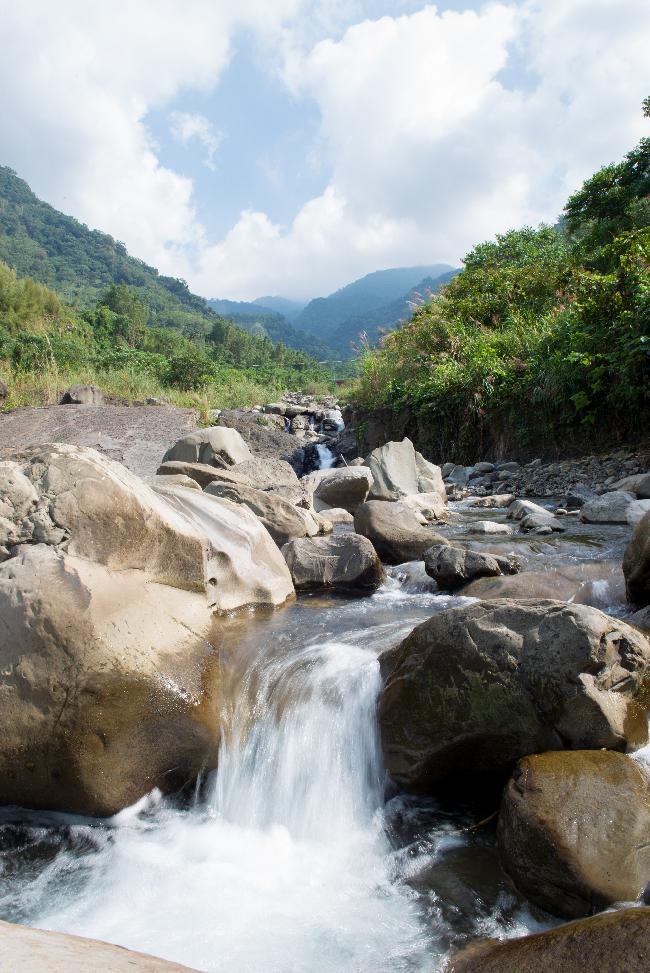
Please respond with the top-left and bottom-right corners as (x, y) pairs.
(0, 561), (553, 970)
(315, 443), (337, 469)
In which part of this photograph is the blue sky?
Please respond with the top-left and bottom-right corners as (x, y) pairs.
(1, 1), (649, 301)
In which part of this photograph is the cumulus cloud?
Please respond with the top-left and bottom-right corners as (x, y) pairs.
(0, 0), (649, 300)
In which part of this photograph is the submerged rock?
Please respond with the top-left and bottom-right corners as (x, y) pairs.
(498, 751), (650, 918)
(423, 545), (519, 591)
(0, 918), (201, 972)
(378, 599), (650, 794)
(624, 510), (650, 606)
(282, 534), (384, 591)
(446, 907), (650, 973)
(354, 500), (448, 565)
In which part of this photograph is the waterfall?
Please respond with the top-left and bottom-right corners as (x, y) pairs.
(316, 443), (337, 469)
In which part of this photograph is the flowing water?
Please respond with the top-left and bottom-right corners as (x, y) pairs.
(0, 506), (633, 971)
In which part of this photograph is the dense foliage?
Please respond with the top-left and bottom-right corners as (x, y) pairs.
(354, 107), (650, 458)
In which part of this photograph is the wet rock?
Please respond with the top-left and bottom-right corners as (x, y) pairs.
(378, 600), (650, 794)
(624, 510), (650, 606)
(354, 500), (449, 565)
(446, 907), (650, 973)
(0, 918), (201, 971)
(627, 499), (650, 527)
(580, 491), (636, 524)
(464, 520), (513, 535)
(366, 438), (446, 503)
(308, 466), (373, 513)
(162, 426), (252, 467)
(498, 751), (650, 917)
(461, 563), (626, 611)
(204, 480), (319, 547)
(281, 534), (384, 591)
(507, 499), (564, 532)
(423, 545), (519, 591)
(465, 494), (515, 508)
(60, 383), (103, 405)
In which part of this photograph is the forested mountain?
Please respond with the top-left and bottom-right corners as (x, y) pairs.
(294, 265), (454, 341)
(253, 296), (305, 321)
(207, 298), (333, 359)
(328, 268), (459, 353)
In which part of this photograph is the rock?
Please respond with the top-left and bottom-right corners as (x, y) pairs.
(152, 473), (201, 491)
(0, 379), (8, 404)
(462, 564), (626, 610)
(233, 456), (304, 503)
(464, 520), (513, 535)
(281, 534), (384, 591)
(216, 409), (305, 475)
(399, 492), (449, 522)
(317, 506), (354, 525)
(0, 544), (222, 816)
(157, 460), (251, 489)
(348, 457), (366, 467)
(624, 510), (650, 606)
(612, 473), (650, 498)
(629, 606), (650, 632)
(446, 464), (472, 486)
(628, 499), (650, 527)
(565, 484), (597, 509)
(60, 384), (103, 405)
(290, 414), (309, 436)
(446, 908), (650, 973)
(441, 462), (455, 477)
(423, 545), (519, 591)
(474, 462), (495, 473)
(204, 480), (319, 547)
(580, 491), (636, 524)
(354, 500), (449, 565)
(321, 408), (344, 431)
(507, 498), (553, 521)
(498, 751), (650, 917)
(465, 494), (515, 508)
(308, 466), (374, 513)
(497, 461), (521, 473)
(366, 438), (446, 503)
(378, 600), (650, 793)
(0, 918), (201, 972)
(162, 426), (252, 468)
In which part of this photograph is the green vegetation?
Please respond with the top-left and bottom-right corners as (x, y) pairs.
(0, 166), (332, 410)
(353, 103), (650, 458)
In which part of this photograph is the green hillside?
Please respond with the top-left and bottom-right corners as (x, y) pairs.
(353, 103), (650, 458)
(207, 298), (334, 359)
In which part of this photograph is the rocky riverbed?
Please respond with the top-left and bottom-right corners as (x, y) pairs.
(0, 390), (649, 971)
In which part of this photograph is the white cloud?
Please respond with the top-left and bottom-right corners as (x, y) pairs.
(170, 112), (223, 171)
(0, 1), (649, 301)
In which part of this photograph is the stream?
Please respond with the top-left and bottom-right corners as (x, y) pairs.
(0, 502), (634, 972)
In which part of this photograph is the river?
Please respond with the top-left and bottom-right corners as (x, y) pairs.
(0, 503), (633, 972)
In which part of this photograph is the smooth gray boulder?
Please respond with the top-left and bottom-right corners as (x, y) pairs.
(464, 520), (513, 535)
(281, 534), (384, 591)
(612, 472), (650, 498)
(366, 438), (446, 502)
(498, 750), (650, 917)
(627, 499), (650, 527)
(162, 426), (252, 467)
(204, 480), (319, 547)
(354, 500), (449, 565)
(423, 545), (519, 591)
(624, 510), (650, 606)
(317, 506), (354, 525)
(466, 494), (514, 509)
(0, 919), (201, 972)
(507, 498), (564, 532)
(308, 466), (373, 512)
(580, 490), (636, 524)
(60, 384), (103, 405)
(378, 599), (650, 793)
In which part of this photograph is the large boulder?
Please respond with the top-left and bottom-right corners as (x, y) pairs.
(162, 426), (252, 467)
(203, 480), (319, 547)
(0, 919), (201, 972)
(233, 456), (303, 499)
(423, 545), (519, 591)
(378, 600), (650, 793)
(60, 383), (103, 405)
(366, 438), (446, 503)
(507, 499), (564, 533)
(0, 544), (222, 816)
(281, 534), (384, 591)
(624, 510), (650, 606)
(498, 751), (650, 917)
(308, 466), (373, 513)
(462, 563), (626, 610)
(157, 459), (252, 489)
(612, 472), (650, 498)
(354, 500), (449, 565)
(446, 908), (650, 973)
(580, 490), (636, 524)
(628, 499), (650, 527)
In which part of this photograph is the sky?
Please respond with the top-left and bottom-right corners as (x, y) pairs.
(0, 1), (648, 302)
